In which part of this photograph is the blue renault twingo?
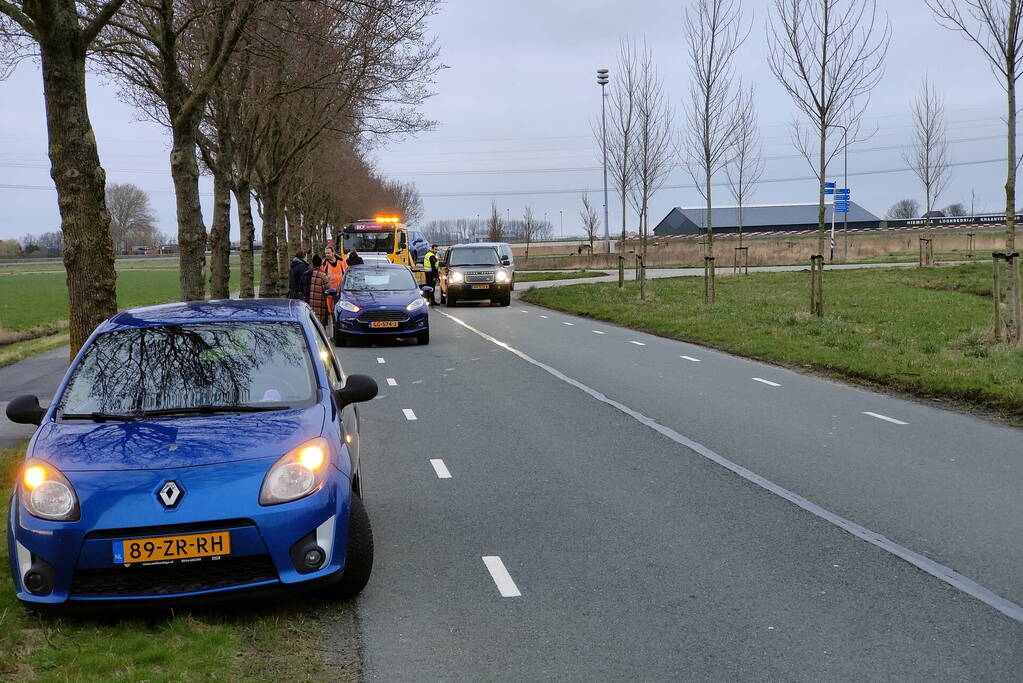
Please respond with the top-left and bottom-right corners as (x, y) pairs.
(5, 299), (377, 609)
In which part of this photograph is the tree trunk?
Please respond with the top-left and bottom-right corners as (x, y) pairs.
(1006, 15), (1021, 344)
(705, 166), (715, 304)
(170, 116), (207, 300)
(235, 181), (256, 298)
(37, 14), (118, 357)
(812, 124), (827, 317)
(619, 188), (628, 288)
(276, 196), (289, 284)
(209, 171), (232, 299)
(259, 182), (281, 298)
(285, 202), (300, 261)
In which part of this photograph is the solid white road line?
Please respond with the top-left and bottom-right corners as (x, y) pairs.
(752, 377), (781, 387)
(864, 411), (908, 425)
(593, 330), (606, 335)
(629, 341), (646, 346)
(402, 408), (417, 421)
(563, 322), (574, 326)
(482, 556), (522, 597)
(681, 355), (701, 362)
(430, 459), (452, 479)
(376, 357), (385, 364)
(438, 309), (1023, 625)
(386, 378), (397, 387)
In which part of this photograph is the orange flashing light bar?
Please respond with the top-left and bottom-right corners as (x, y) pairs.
(373, 216), (402, 224)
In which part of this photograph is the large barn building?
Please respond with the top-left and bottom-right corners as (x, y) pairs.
(653, 202), (881, 236)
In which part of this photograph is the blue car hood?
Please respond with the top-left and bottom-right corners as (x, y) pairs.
(343, 290), (418, 308)
(29, 405), (326, 472)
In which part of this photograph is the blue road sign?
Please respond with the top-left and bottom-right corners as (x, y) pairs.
(824, 181), (836, 195)
(836, 189), (850, 198)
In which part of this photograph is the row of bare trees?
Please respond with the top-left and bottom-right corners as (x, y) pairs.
(0, 0), (440, 355)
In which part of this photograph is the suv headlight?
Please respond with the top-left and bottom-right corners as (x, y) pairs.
(406, 297), (426, 312)
(449, 271), (464, 283)
(21, 459), (80, 521)
(495, 270), (509, 283)
(259, 437), (330, 505)
(338, 300), (360, 313)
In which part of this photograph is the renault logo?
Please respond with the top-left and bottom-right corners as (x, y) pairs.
(158, 481), (184, 508)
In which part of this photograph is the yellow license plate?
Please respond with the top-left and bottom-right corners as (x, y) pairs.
(369, 321), (399, 328)
(472, 284), (489, 290)
(114, 531), (231, 565)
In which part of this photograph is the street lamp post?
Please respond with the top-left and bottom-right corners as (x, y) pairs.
(597, 68), (610, 253)
(560, 209), (563, 240)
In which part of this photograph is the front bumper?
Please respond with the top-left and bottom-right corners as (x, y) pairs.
(8, 456), (353, 605)
(448, 283), (510, 300)
(334, 308), (429, 336)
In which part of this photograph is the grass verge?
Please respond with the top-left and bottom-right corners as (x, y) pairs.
(522, 263), (1023, 419)
(516, 270), (606, 282)
(0, 444), (357, 682)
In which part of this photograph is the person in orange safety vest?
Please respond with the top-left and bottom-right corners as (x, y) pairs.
(322, 245), (346, 313)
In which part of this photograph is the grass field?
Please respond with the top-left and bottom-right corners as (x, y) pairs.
(0, 444), (357, 682)
(523, 263), (1023, 419)
(516, 270), (606, 282)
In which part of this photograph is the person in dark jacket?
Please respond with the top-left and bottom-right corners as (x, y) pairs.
(346, 249), (365, 267)
(287, 249), (308, 299)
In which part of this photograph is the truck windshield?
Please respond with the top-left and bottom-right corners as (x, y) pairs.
(448, 247), (500, 266)
(59, 322), (316, 417)
(344, 230), (395, 253)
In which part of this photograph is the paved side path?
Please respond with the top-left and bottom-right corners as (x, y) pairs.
(0, 346), (69, 449)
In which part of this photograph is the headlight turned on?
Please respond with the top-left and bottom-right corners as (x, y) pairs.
(259, 437), (330, 505)
(338, 300), (360, 313)
(406, 297), (427, 312)
(449, 271), (464, 284)
(21, 460), (80, 521)
(496, 270), (509, 283)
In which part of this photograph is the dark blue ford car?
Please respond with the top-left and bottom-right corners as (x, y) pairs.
(5, 300), (378, 609)
(330, 264), (431, 346)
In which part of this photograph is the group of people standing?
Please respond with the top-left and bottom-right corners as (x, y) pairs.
(287, 245), (364, 325)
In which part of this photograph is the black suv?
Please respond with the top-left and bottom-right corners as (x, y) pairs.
(439, 245), (512, 307)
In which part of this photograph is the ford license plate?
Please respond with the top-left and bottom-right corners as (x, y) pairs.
(369, 321), (399, 328)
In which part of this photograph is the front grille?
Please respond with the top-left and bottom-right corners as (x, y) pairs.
(357, 309), (409, 323)
(464, 270), (494, 284)
(84, 519), (253, 541)
(71, 554), (279, 597)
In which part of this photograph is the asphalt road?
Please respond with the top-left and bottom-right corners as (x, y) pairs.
(2, 292), (1023, 679)
(335, 302), (1023, 681)
(0, 345), (68, 448)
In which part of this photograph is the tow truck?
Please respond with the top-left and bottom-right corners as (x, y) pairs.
(336, 216), (428, 284)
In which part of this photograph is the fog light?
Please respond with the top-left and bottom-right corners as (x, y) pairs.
(304, 548), (325, 569)
(24, 571), (45, 593)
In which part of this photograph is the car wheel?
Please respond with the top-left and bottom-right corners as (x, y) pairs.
(499, 295), (511, 307)
(446, 294), (457, 308)
(416, 330), (430, 345)
(324, 493), (373, 600)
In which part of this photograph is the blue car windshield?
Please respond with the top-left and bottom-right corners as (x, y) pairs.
(344, 268), (417, 291)
(59, 322), (316, 416)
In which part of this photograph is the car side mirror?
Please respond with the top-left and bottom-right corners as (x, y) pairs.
(501, 258), (511, 266)
(334, 374), (378, 408)
(324, 288), (337, 297)
(6, 394), (44, 425)
(420, 286), (434, 295)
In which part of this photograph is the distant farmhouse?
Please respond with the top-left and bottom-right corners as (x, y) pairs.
(653, 201), (881, 236)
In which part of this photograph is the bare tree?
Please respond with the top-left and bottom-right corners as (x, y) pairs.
(905, 75), (951, 266)
(928, 0), (1023, 344)
(487, 200), (504, 242)
(768, 0), (891, 316)
(726, 84), (765, 252)
(107, 183), (157, 254)
(628, 43), (674, 300)
(606, 38), (640, 287)
(682, 0), (749, 304)
(0, 1), (126, 355)
(580, 194), (601, 252)
(519, 206), (540, 259)
(944, 202), (968, 216)
(886, 198), (920, 220)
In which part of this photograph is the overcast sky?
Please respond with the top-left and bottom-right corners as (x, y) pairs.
(0, 0), (1012, 242)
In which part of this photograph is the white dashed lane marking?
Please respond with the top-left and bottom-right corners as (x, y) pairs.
(629, 341), (646, 346)
(752, 378), (781, 387)
(402, 409), (417, 421)
(386, 378), (397, 386)
(540, 315), (549, 319)
(864, 411), (908, 425)
(593, 330), (606, 335)
(681, 355), (701, 362)
(563, 322), (574, 326)
(482, 556), (522, 597)
(376, 357), (385, 364)
(430, 459), (452, 479)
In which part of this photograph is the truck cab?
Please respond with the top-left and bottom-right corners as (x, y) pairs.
(339, 217), (429, 282)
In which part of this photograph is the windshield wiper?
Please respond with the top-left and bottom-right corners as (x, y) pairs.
(61, 412), (139, 422)
(137, 405), (285, 417)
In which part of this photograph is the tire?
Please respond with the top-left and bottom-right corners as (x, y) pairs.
(498, 294), (511, 307)
(416, 330), (430, 345)
(446, 293), (457, 308)
(323, 493), (373, 600)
